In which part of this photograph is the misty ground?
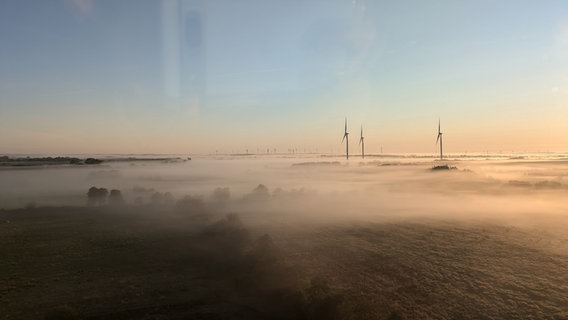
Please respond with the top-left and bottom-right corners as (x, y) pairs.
(2, 156), (568, 319)
(271, 221), (568, 319)
(2, 205), (568, 319)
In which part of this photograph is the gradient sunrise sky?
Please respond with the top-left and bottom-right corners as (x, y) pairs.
(1, 0), (568, 155)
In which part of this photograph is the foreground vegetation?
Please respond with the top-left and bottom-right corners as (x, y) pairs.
(1, 202), (567, 319)
(0, 205), (369, 319)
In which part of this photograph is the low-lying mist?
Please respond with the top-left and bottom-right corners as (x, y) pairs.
(3, 156), (568, 257)
(2, 156), (568, 228)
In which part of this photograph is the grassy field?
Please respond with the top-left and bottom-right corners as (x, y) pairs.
(271, 221), (568, 319)
(1, 204), (568, 319)
(0, 205), (343, 320)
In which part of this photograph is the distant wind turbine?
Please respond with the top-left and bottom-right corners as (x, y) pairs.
(359, 125), (365, 159)
(435, 118), (443, 160)
(342, 117), (349, 160)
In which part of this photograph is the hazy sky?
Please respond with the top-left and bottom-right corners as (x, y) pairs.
(2, 0), (568, 155)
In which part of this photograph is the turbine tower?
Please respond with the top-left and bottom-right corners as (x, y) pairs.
(342, 118), (349, 160)
(359, 125), (365, 159)
(436, 118), (443, 160)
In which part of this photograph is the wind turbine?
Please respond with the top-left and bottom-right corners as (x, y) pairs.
(436, 118), (443, 160)
(359, 125), (365, 159)
(342, 117), (349, 160)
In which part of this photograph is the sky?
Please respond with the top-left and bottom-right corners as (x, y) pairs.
(1, 0), (568, 155)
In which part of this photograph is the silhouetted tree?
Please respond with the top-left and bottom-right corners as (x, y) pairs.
(87, 187), (108, 206)
(108, 189), (124, 206)
(272, 187), (306, 200)
(87, 187), (97, 206)
(163, 192), (175, 205)
(244, 184), (270, 201)
(272, 187), (285, 198)
(176, 195), (206, 214)
(151, 192), (163, 205)
(212, 187), (230, 202)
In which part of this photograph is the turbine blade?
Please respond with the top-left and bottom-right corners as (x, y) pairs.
(436, 133), (440, 145)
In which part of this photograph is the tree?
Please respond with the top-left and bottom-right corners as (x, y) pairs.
(212, 187), (230, 202)
(176, 195), (206, 214)
(163, 192), (175, 205)
(244, 184), (270, 201)
(108, 189), (124, 206)
(151, 192), (163, 205)
(87, 187), (108, 206)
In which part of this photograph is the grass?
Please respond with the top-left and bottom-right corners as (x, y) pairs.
(0, 206), (364, 319)
(1, 205), (567, 319)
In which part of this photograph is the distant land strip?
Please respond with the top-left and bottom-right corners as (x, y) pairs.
(0, 156), (187, 167)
